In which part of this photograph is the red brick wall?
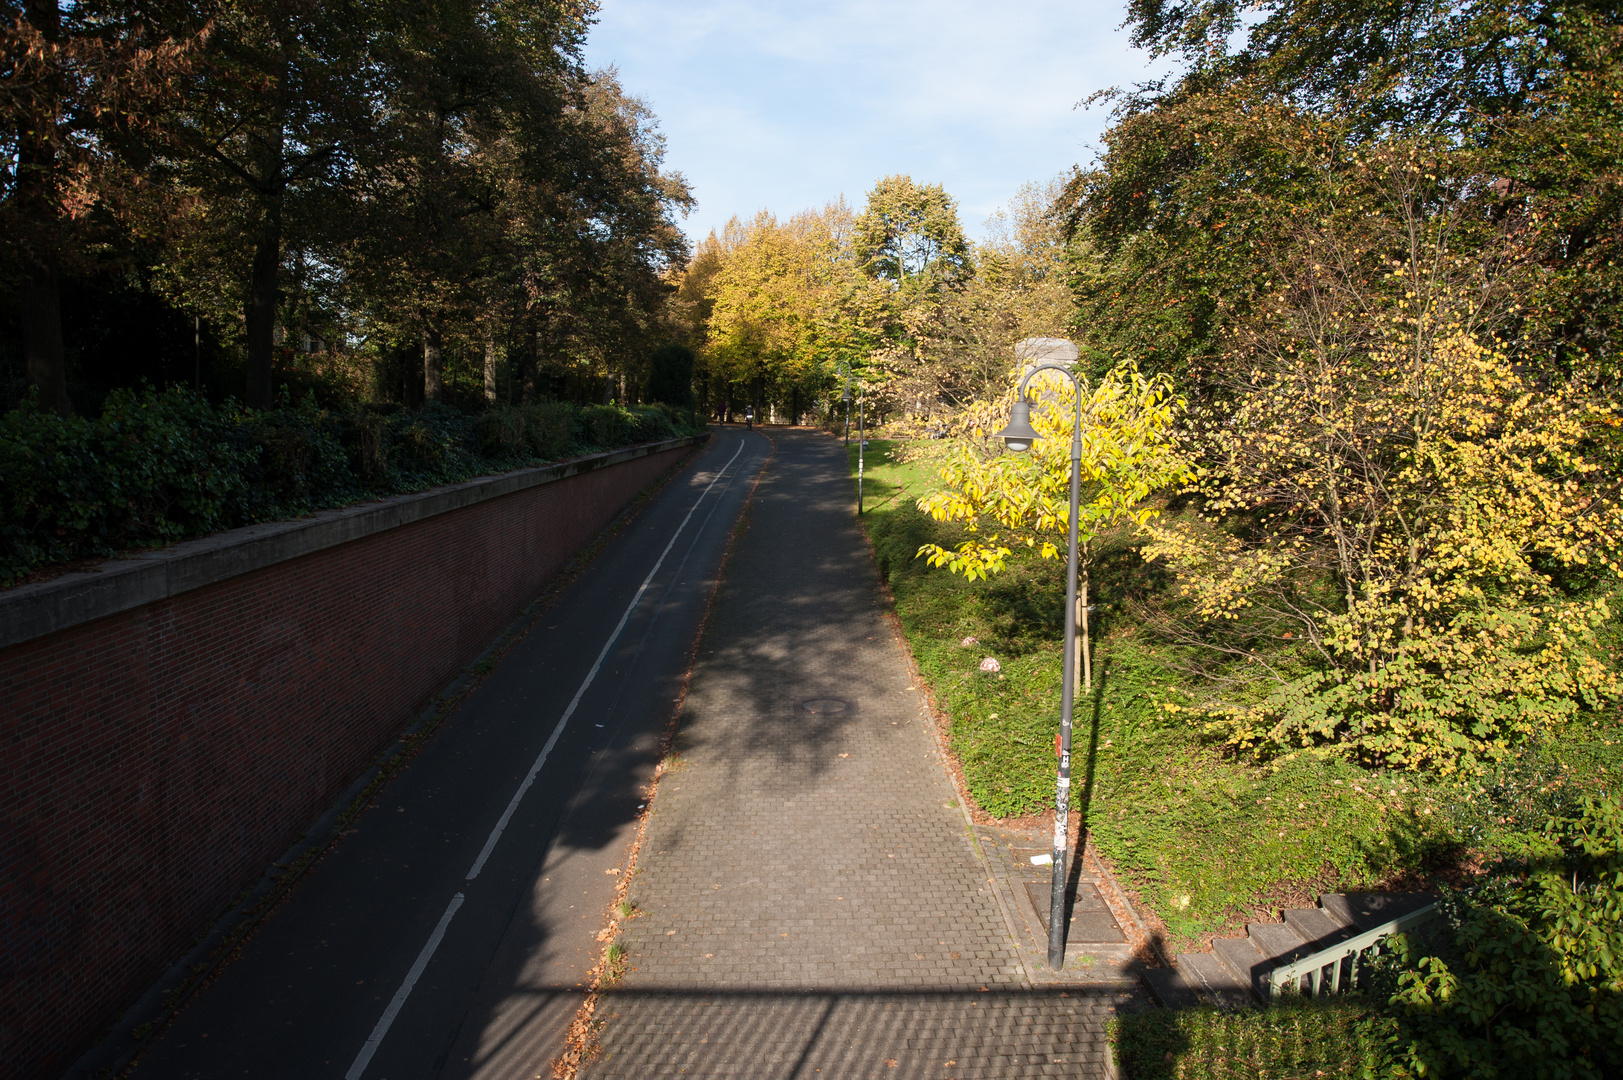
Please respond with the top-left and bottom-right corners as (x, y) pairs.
(0, 444), (695, 1079)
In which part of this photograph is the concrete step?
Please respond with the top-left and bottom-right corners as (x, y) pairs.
(1320, 891), (1435, 931)
(1144, 967), (1203, 1009)
(1212, 934), (1270, 999)
(1284, 905), (1354, 949)
(1156, 892), (1442, 1011)
(1178, 950), (1252, 1008)
(1247, 920), (1308, 962)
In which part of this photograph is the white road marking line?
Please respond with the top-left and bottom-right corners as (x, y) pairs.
(344, 893), (464, 1080)
(462, 437), (746, 883)
(343, 434), (750, 1080)
(588, 447), (749, 740)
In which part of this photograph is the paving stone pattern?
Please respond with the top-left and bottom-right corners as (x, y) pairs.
(976, 826), (1148, 984)
(591, 988), (1127, 1079)
(585, 430), (1134, 1078)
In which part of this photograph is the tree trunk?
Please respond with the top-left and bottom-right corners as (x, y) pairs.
(243, 82), (288, 411)
(483, 332), (496, 404)
(17, 0), (70, 414)
(519, 318), (536, 403)
(1079, 572), (1092, 694)
(20, 258), (70, 414)
(422, 317), (443, 402)
(244, 207), (282, 409)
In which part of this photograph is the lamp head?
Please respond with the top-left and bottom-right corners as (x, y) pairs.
(841, 379), (852, 403)
(994, 398), (1040, 452)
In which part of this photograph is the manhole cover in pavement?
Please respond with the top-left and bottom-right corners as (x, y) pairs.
(800, 698), (853, 715)
(1026, 881), (1127, 942)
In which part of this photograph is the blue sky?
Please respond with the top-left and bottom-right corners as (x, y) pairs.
(581, 0), (1174, 245)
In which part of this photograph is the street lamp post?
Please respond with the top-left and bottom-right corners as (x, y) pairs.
(857, 382), (865, 515)
(842, 369), (852, 445)
(992, 361), (1084, 970)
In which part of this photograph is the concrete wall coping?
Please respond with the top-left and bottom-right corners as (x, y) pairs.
(0, 434), (707, 652)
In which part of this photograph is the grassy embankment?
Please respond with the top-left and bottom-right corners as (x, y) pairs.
(846, 437), (1622, 951)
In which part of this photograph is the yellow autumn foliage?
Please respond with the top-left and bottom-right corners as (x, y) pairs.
(916, 362), (1190, 581)
(1145, 330), (1623, 772)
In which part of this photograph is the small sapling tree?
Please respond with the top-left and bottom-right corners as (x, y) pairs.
(917, 362), (1189, 690)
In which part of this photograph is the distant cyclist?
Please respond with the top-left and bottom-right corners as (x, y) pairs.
(745, 407), (753, 430)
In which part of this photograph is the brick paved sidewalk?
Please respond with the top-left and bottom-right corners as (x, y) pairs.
(583, 429), (1138, 1079)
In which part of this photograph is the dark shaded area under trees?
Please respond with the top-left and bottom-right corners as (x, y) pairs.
(1, 0), (695, 418)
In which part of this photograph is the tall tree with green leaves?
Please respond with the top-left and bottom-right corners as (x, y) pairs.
(1123, 0), (1611, 135)
(850, 174), (974, 418)
(702, 209), (826, 415)
(159, 0), (383, 408)
(1051, 0), (1623, 774)
(910, 178), (1076, 408)
(1065, 0), (1622, 385)
(853, 173), (971, 287)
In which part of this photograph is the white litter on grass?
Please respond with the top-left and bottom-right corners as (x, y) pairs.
(1029, 854), (1053, 866)
(960, 635), (979, 647)
(979, 657), (1001, 673)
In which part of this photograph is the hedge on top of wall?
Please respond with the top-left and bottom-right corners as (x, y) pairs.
(0, 387), (704, 586)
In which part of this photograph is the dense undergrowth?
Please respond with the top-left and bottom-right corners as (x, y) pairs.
(1, 386), (705, 586)
(1110, 792), (1623, 1079)
(849, 438), (1623, 949)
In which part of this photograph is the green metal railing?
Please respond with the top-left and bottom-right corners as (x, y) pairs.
(1267, 903), (1439, 997)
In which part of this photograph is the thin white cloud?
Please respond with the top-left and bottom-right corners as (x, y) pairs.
(583, 0), (1173, 243)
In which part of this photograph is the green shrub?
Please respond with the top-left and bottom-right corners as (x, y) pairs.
(1381, 792), (1623, 1080)
(477, 405), (529, 459)
(1112, 998), (1395, 1079)
(239, 400), (355, 514)
(525, 401), (576, 459)
(577, 403), (685, 448)
(96, 387), (256, 540)
(1, 389), (704, 586)
(382, 403), (477, 484)
(0, 388), (255, 582)
(579, 403), (628, 448)
(645, 401), (700, 433)
(626, 404), (678, 442)
(344, 408), (389, 483)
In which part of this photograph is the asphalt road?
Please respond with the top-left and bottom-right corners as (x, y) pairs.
(131, 426), (771, 1080)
